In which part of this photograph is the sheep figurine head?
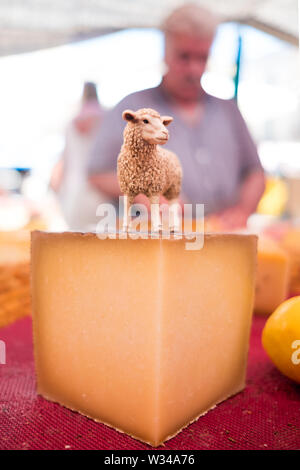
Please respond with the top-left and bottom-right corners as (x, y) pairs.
(122, 108), (173, 146)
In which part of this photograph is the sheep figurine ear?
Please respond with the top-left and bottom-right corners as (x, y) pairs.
(162, 116), (173, 126)
(122, 110), (137, 122)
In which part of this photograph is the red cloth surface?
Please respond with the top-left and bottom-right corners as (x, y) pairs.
(0, 316), (299, 450)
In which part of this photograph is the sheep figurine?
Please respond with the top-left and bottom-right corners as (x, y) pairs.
(117, 108), (182, 232)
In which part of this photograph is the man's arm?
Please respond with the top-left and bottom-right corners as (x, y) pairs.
(216, 99), (265, 229)
(87, 99), (126, 197)
(50, 158), (64, 192)
(218, 169), (265, 229)
(239, 169), (265, 214)
(89, 172), (121, 198)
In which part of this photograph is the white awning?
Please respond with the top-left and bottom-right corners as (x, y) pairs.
(0, 0), (298, 56)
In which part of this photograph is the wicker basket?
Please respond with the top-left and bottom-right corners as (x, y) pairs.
(0, 261), (30, 327)
(0, 231), (31, 328)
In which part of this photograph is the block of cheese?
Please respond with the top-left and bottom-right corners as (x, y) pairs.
(281, 229), (300, 294)
(254, 237), (290, 315)
(31, 231), (257, 447)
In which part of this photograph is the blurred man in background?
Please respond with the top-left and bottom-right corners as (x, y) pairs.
(88, 4), (265, 228)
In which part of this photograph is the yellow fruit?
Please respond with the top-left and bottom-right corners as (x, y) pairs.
(262, 296), (300, 383)
(257, 177), (288, 216)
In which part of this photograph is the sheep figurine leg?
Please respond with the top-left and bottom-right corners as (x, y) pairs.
(122, 194), (135, 231)
(169, 199), (181, 232)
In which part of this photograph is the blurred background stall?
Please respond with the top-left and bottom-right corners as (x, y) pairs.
(0, 0), (299, 325)
(0, 0), (298, 227)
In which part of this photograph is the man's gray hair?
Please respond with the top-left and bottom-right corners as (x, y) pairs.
(161, 3), (219, 39)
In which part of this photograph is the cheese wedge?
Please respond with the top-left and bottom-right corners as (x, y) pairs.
(255, 237), (290, 315)
(281, 229), (300, 294)
(31, 231), (257, 447)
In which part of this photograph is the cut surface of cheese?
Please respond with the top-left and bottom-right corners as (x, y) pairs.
(31, 231), (257, 446)
(255, 237), (290, 315)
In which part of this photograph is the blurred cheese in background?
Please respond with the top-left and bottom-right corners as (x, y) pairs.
(257, 177), (288, 217)
(0, 165), (68, 327)
(281, 228), (300, 294)
(0, 230), (30, 327)
(254, 222), (300, 316)
(255, 237), (290, 315)
(285, 176), (300, 220)
(0, 203), (51, 327)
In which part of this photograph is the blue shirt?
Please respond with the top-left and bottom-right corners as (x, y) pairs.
(88, 85), (263, 214)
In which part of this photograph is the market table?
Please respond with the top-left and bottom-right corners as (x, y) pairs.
(0, 316), (299, 450)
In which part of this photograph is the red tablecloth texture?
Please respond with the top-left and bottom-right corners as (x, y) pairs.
(0, 316), (299, 450)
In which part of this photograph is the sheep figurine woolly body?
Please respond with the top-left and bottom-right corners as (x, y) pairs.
(117, 108), (182, 231)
